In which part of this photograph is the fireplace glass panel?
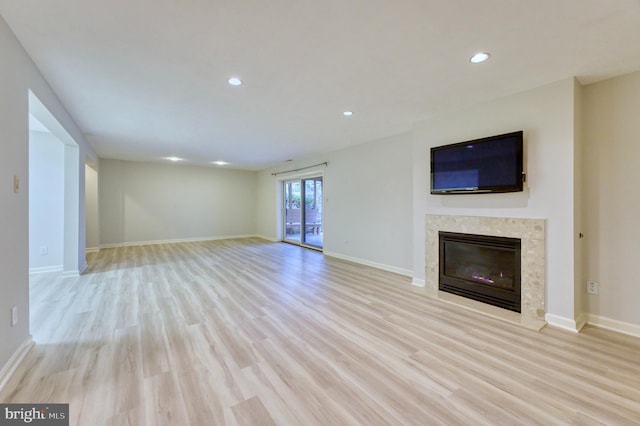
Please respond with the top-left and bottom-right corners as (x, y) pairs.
(439, 232), (521, 312)
(443, 242), (516, 290)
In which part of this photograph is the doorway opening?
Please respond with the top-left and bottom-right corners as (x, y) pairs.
(85, 162), (99, 254)
(283, 176), (323, 249)
(28, 90), (81, 277)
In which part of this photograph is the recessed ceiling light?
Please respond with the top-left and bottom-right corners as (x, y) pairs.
(228, 77), (243, 86)
(164, 156), (183, 162)
(212, 161), (229, 166)
(343, 111), (353, 116)
(470, 52), (490, 64)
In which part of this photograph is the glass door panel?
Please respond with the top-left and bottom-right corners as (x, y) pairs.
(302, 177), (323, 248)
(283, 180), (301, 244)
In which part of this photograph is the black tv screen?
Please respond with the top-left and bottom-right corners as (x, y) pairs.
(430, 131), (524, 194)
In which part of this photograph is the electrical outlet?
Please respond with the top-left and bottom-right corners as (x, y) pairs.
(11, 306), (18, 326)
(586, 281), (599, 295)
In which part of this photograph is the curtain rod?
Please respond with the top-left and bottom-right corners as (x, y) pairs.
(271, 162), (328, 176)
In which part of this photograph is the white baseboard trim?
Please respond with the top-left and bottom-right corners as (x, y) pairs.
(323, 251), (413, 277)
(586, 314), (640, 338)
(61, 270), (80, 278)
(99, 234), (258, 249)
(545, 313), (581, 333)
(0, 337), (34, 393)
(545, 312), (640, 337)
(28, 265), (63, 275)
(86, 247), (100, 254)
(254, 235), (279, 242)
(411, 278), (426, 287)
(575, 312), (588, 332)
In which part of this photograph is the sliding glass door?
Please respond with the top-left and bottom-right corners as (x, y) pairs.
(283, 177), (323, 249)
(283, 180), (302, 245)
(302, 177), (323, 248)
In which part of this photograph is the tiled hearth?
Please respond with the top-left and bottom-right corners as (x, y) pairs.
(425, 215), (547, 330)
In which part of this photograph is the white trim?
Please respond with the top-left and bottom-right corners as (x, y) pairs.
(411, 278), (426, 287)
(586, 314), (640, 338)
(28, 265), (63, 275)
(61, 270), (80, 278)
(575, 312), (588, 332)
(545, 313), (581, 332)
(86, 247), (100, 253)
(0, 337), (34, 393)
(323, 251), (413, 277)
(99, 234), (258, 249)
(255, 235), (279, 242)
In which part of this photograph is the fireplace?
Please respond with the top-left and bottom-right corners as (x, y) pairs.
(439, 231), (521, 313)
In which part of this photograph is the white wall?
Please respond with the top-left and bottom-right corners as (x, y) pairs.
(257, 132), (414, 275)
(0, 15), (97, 372)
(85, 164), (99, 250)
(28, 131), (65, 271)
(99, 159), (257, 245)
(583, 70), (640, 327)
(412, 78), (579, 324)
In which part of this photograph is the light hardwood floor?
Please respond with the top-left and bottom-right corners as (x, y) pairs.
(2, 238), (639, 425)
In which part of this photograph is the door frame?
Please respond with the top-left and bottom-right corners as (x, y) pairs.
(276, 170), (324, 251)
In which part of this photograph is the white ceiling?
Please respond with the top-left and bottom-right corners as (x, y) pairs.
(2, 0), (640, 170)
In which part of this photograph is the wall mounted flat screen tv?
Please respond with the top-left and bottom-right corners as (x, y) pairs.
(430, 131), (524, 194)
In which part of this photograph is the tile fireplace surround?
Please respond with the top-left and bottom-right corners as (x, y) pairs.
(425, 214), (547, 331)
